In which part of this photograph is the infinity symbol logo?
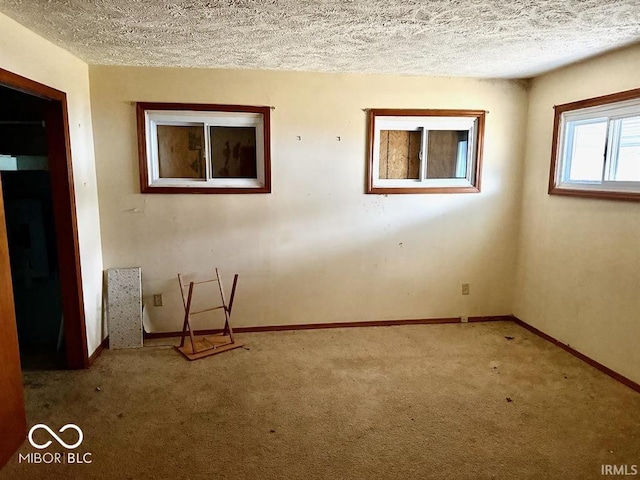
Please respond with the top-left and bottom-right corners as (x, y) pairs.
(28, 424), (84, 450)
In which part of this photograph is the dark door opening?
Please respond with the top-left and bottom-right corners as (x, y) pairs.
(0, 68), (88, 371)
(0, 67), (89, 469)
(0, 87), (65, 369)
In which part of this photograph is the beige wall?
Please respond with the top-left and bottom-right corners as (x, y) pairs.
(89, 66), (528, 332)
(0, 12), (104, 356)
(514, 44), (640, 384)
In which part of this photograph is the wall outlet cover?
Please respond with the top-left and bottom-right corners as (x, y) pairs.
(153, 294), (163, 307)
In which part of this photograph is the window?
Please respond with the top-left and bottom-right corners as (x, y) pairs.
(366, 109), (485, 194)
(137, 103), (271, 193)
(549, 88), (640, 201)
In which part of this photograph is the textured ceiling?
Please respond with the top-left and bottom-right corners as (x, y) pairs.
(1, 0), (640, 78)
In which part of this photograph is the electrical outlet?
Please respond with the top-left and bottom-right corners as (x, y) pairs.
(461, 316), (469, 323)
(153, 294), (163, 307)
(462, 283), (470, 295)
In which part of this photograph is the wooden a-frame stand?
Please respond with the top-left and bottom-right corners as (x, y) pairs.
(174, 268), (243, 361)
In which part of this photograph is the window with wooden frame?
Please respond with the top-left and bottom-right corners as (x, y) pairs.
(137, 102), (271, 193)
(549, 88), (640, 201)
(366, 109), (485, 194)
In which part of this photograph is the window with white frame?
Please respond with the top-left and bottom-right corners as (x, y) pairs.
(550, 88), (640, 201)
(137, 103), (271, 193)
(366, 109), (485, 194)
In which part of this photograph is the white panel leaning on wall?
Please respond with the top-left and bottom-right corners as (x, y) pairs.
(106, 267), (143, 349)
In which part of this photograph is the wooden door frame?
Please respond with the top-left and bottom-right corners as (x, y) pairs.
(0, 67), (89, 369)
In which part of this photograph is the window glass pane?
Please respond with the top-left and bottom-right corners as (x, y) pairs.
(609, 116), (640, 182)
(378, 130), (421, 179)
(426, 130), (469, 179)
(210, 126), (257, 179)
(564, 119), (607, 182)
(157, 125), (205, 179)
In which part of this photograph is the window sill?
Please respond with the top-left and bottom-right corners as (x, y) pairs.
(141, 184), (271, 194)
(367, 185), (481, 194)
(548, 185), (640, 202)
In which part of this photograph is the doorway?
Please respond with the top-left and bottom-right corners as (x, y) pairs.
(0, 87), (65, 369)
(0, 68), (88, 370)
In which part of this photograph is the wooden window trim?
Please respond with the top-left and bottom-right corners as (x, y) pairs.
(136, 102), (272, 194)
(549, 87), (640, 202)
(366, 109), (485, 194)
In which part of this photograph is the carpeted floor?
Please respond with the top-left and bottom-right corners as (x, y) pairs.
(1, 321), (639, 479)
